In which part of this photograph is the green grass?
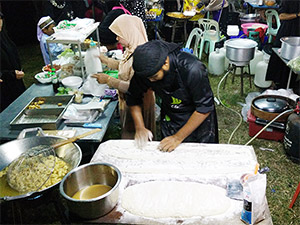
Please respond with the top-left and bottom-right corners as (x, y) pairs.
(18, 43), (300, 225)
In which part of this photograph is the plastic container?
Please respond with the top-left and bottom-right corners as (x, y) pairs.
(227, 25), (240, 37)
(254, 52), (272, 88)
(220, 47), (229, 70)
(250, 48), (263, 75)
(84, 39), (102, 76)
(241, 23), (268, 35)
(208, 48), (225, 75)
(247, 110), (285, 141)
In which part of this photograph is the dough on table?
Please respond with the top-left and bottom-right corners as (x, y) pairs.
(121, 181), (231, 218)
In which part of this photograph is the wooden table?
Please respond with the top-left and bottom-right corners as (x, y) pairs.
(0, 83), (118, 143)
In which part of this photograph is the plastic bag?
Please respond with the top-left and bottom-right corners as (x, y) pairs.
(240, 173), (267, 225)
(241, 92), (260, 122)
(80, 75), (108, 96)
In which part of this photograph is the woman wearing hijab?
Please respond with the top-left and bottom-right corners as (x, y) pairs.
(0, 12), (26, 112)
(126, 40), (218, 152)
(92, 14), (156, 139)
(265, 0), (300, 92)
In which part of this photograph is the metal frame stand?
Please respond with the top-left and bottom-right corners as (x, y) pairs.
(223, 63), (252, 96)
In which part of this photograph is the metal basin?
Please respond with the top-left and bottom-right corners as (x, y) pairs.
(240, 13), (260, 24)
(280, 37), (300, 60)
(225, 39), (258, 66)
(0, 128), (82, 202)
(59, 162), (121, 219)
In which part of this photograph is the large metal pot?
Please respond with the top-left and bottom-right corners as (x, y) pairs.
(251, 95), (296, 122)
(59, 162), (121, 219)
(240, 13), (260, 24)
(225, 38), (258, 66)
(0, 127), (82, 202)
(280, 37), (300, 60)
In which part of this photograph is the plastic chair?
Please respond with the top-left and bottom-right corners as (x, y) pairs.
(265, 9), (281, 43)
(185, 28), (203, 58)
(197, 18), (222, 60)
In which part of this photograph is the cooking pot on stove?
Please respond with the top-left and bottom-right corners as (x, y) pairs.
(225, 39), (258, 66)
(0, 127), (82, 202)
(251, 95), (296, 122)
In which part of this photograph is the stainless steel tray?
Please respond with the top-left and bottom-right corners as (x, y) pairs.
(10, 95), (74, 130)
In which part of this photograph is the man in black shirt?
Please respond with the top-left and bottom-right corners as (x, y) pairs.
(126, 40), (218, 152)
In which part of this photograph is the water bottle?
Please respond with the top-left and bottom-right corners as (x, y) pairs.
(208, 48), (225, 75)
(51, 68), (59, 93)
(84, 38), (102, 76)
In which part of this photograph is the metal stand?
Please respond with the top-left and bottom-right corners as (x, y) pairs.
(223, 63), (252, 96)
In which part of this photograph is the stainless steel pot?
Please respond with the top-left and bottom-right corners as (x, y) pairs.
(0, 127), (82, 202)
(251, 95), (296, 122)
(225, 39), (258, 66)
(240, 13), (260, 24)
(59, 162), (121, 219)
(280, 37), (300, 60)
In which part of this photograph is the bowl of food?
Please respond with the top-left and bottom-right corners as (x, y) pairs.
(35, 72), (52, 84)
(59, 162), (121, 219)
(42, 64), (61, 73)
(61, 76), (83, 90)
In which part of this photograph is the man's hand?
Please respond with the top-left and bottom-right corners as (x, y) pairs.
(15, 70), (24, 79)
(200, 8), (207, 15)
(158, 135), (183, 152)
(135, 127), (153, 149)
(92, 73), (110, 84)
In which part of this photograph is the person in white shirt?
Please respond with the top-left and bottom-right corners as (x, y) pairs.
(37, 16), (63, 65)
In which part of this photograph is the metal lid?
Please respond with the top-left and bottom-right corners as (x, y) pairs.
(225, 39), (258, 49)
(253, 97), (289, 113)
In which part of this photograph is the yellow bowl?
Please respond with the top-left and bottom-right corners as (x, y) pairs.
(150, 8), (162, 16)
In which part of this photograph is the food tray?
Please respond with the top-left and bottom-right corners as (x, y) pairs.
(10, 96), (74, 130)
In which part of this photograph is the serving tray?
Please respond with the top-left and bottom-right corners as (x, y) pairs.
(10, 95), (74, 130)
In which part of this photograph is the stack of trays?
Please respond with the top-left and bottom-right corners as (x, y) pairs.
(10, 96), (74, 130)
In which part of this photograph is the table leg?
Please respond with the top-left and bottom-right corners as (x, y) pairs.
(184, 20), (188, 42)
(171, 20), (177, 43)
(286, 69), (292, 89)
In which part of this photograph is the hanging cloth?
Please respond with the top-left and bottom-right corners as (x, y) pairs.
(112, 4), (132, 15)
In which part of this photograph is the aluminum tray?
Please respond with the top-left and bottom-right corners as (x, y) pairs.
(10, 95), (74, 130)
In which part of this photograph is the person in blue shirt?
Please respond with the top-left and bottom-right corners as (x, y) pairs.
(37, 16), (63, 65)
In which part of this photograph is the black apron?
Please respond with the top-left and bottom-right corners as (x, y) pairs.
(154, 70), (218, 143)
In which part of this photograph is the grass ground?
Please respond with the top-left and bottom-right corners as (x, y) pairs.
(15, 43), (300, 224)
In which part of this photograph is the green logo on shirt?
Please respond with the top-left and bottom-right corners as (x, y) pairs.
(171, 96), (182, 105)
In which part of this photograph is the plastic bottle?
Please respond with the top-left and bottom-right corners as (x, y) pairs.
(220, 47), (229, 70)
(51, 68), (59, 93)
(208, 48), (225, 75)
(250, 48), (263, 75)
(84, 38), (103, 76)
(254, 52), (272, 88)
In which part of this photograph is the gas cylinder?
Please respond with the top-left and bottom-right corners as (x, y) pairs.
(208, 48), (225, 75)
(84, 39), (103, 76)
(284, 112), (300, 164)
(254, 52), (272, 88)
(250, 47), (263, 75)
